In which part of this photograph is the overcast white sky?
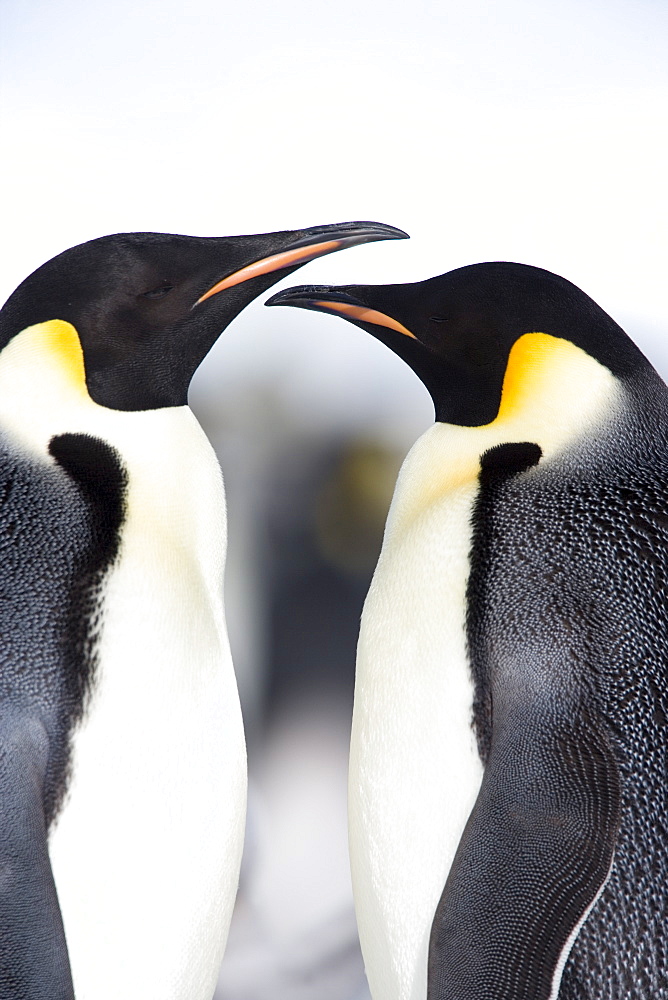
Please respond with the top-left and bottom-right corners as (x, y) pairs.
(2, 0), (668, 416)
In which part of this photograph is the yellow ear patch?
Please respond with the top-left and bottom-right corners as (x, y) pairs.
(496, 332), (581, 422)
(24, 320), (88, 396)
(386, 331), (619, 535)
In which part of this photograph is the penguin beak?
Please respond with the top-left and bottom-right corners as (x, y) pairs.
(265, 284), (417, 340)
(196, 223), (409, 305)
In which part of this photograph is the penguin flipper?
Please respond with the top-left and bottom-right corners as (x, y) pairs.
(427, 705), (620, 1000)
(0, 711), (74, 1000)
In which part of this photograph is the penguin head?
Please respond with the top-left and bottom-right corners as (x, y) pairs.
(267, 262), (650, 427)
(0, 223), (407, 411)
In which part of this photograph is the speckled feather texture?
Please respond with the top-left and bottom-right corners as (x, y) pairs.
(0, 430), (124, 1000)
(429, 366), (668, 999)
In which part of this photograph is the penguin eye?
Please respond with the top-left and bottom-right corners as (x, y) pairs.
(141, 282), (175, 299)
(429, 315), (449, 324)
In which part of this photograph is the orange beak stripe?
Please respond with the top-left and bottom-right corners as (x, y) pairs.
(197, 240), (343, 304)
(312, 300), (416, 339)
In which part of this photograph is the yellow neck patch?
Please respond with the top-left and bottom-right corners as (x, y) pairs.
(387, 332), (619, 534)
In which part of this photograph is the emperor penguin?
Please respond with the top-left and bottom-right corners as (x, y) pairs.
(268, 263), (668, 1000)
(0, 220), (407, 1000)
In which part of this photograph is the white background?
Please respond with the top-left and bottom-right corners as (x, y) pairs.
(2, 0), (668, 388)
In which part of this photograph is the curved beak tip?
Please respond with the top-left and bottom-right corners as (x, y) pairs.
(264, 286), (319, 308)
(372, 223), (409, 241)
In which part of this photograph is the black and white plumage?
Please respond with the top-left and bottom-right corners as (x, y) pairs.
(0, 220), (407, 1000)
(268, 264), (668, 1000)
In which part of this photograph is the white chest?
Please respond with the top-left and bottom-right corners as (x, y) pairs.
(43, 413), (247, 1000)
(349, 434), (484, 1000)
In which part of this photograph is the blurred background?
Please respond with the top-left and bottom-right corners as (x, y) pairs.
(1, 1), (667, 997)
